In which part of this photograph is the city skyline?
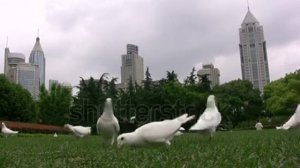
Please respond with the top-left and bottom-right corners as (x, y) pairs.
(0, 1), (300, 88)
(3, 36), (42, 99)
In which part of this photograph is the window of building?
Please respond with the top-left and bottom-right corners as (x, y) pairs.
(248, 27), (254, 32)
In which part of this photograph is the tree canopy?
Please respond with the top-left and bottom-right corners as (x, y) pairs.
(264, 69), (300, 115)
(2, 67), (299, 129)
(70, 69), (267, 129)
(213, 79), (263, 128)
(38, 84), (72, 125)
(0, 74), (35, 122)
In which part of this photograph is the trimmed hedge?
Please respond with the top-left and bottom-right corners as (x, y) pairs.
(0, 121), (67, 133)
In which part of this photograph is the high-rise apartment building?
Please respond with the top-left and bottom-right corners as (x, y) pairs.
(197, 64), (220, 88)
(121, 44), (144, 87)
(16, 63), (40, 99)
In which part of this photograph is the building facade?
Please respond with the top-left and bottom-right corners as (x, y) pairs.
(16, 63), (40, 99)
(29, 36), (45, 86)
(197, 64), (220, 88)
(239, 9), (270, 92)
(4, 48), (26, 82)
(4, 43), (41, 99)
(4, 47), (10, 76)
(121, 44), (144, 87)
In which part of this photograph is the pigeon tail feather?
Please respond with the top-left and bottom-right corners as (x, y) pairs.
(176, 113), (195, 124)
(189, 123), (205, 131)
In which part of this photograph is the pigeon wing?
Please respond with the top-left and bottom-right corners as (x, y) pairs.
(190, 109), (221, 130)
(136, 120), (180, 143)
(96, 117), (102, 134)
(113, 117), (120, 133)
(2, 127), (17, 134)
(282, 114), (296, 130)
(294, 105), (300, 122)
(72, 126), (90, 136)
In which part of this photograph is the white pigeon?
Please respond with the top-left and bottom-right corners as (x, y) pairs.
(53, 132), (58, 138)
(189, 95), (222, 138)
(255, 121), (263, 130)
(276, 104), (300, 130)
(174, 127), (185, 136)
(117, 113), (195, 147)
(1, 122), (18, 137)
(64, 124), (91, 138)
(96, 98), (120, 145)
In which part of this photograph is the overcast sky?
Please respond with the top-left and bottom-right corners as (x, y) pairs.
(0, 0), (299, 89)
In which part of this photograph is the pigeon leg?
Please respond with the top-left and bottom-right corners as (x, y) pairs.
(209, 130), (215, 141)
(209, 133), (213, 141)
(210, 128), (217, 140)
(110, 134), (116, 145)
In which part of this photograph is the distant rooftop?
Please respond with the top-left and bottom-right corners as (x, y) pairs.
(127, 44), (138, 55)
(8, 52), (25, 60)
(31, 37), (43, 52)
(242, 10), (259, 25)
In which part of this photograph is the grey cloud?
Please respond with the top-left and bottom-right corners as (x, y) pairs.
(44, 0), (300, 85)
(2, 0), (299, 87)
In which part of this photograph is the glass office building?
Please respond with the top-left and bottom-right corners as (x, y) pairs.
(29, 37), (45, 86)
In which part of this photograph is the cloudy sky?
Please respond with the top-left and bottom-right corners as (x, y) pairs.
(0, 0), (299, 89)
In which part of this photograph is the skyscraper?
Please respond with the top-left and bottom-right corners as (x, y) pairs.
(29, 36), (45, 86)
(239, 9), (270, 92)
(121, 44), (144, 87)
(197, 64), (220, 88)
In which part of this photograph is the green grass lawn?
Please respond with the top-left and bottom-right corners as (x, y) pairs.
(1, 130), (300, 168)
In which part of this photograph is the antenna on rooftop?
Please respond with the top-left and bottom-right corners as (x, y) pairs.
(247, 0), (250, 11)
(6, 36), (8, 48)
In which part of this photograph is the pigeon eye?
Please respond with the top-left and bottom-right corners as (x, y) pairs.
(121, 137), (125, 141)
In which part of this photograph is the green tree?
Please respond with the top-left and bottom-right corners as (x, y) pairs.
(71, 74), (118, 126)
(213, 79), (263, 128)
(0, 74), (35, 122)
(166, 70), (178, 82)
(104, 77), (118, 99)
(198, 74), (211, 92)
(144, 67), (152, 90)
(184, 67), (197, 85)
(39, 84), (72, 125)
(264, 69), (300, 115)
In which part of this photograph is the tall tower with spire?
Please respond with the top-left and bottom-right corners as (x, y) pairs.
(239, 8), (270, 92)
(29, 36), (45, 86)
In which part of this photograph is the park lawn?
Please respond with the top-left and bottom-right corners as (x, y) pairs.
(1, 130), (300, 168)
